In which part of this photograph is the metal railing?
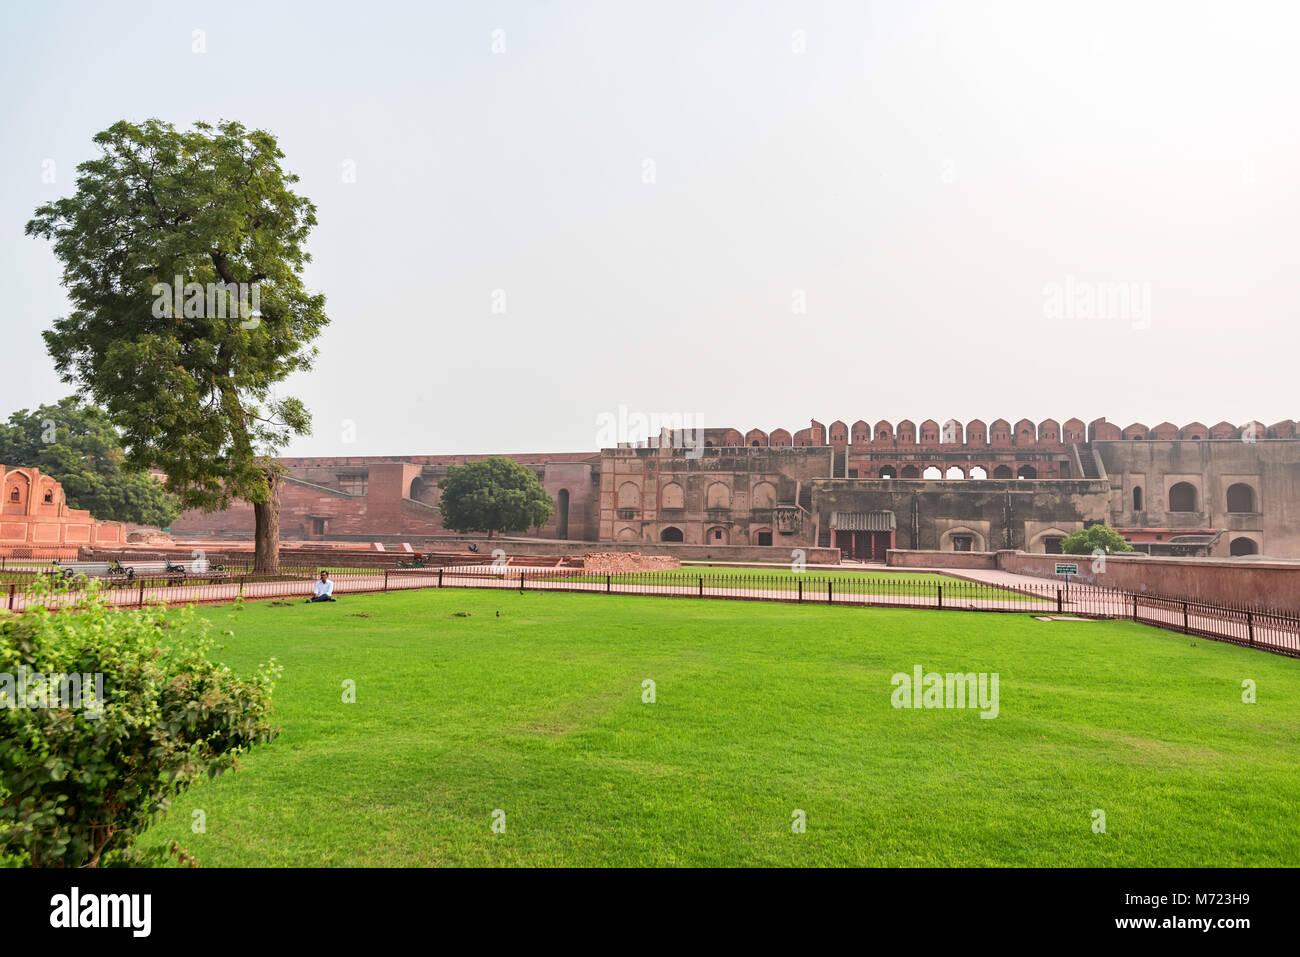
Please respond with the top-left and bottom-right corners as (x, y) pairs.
(4, 565), (1297, 659)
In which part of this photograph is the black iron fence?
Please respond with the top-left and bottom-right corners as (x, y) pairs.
(4, 564), (1298, 659)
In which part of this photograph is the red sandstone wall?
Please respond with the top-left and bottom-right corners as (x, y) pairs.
(997, 552), (1300, 612)
(887, 549), (998, 569)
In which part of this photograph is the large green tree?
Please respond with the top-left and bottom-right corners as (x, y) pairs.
(437, 457), (555, 539)
(1059, 524), (1134, 555)
(0, 397), (181, 528)
(26, 118), (327, 572)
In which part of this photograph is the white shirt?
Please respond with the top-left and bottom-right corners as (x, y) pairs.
(314, 578), (333, 597)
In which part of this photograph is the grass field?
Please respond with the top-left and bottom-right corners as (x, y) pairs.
(142, 589), (1300, 867)
(540, 566), (1046, 601)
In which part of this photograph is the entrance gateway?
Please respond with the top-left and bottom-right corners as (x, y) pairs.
(829, 510), (896, 561)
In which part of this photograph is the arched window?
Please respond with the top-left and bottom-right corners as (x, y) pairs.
(923, 466), (942, 479)
(705, 482), (731, 509)
(900, 465), (920, 478)
(8, 487), (18, 502)
(945, 466), (965, 479)
(993, 465), (1012, 479)
(1225, 483), (1255, 513)
(969, 466), (988, 480)
(1230, 537), (1258, 556)
(751, 482), (777, 508)
(617, 482), (640, 510)
(878, 465), (896, 479)
(660, 526), (684, 542)
(1169, 482), (1197, 512)
(43, 491), (54, 503)
(1017, 465), (1037, 479)
(1133, 486), (1143, 511)
(660, 482), (685, 509)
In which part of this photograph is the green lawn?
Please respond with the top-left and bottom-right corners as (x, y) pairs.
(539, 567), (1044, 601)
(142, 589), (1300, 867)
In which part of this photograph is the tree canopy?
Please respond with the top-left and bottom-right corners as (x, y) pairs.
(1059, 525), (1134, 555)
(437, 458), (555, 538)
(26, 118), (328, 570)
(0, 397), (181, 528)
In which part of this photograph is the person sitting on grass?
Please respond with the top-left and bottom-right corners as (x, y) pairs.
(307, 570), (336, 603)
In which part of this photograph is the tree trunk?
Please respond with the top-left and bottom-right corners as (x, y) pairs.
(253, 468), (282, 575)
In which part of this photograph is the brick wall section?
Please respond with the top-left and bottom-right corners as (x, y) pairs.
(997, 551), (1300, 611)
(0, 465), (123, 557)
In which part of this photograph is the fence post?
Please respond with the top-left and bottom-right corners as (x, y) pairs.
(698, 576), (703, 598)
(138, 578), (145, 608)
(239, 575), (246, 598)
(6, 584), (13, 611)
(937, 584), (943, 609)
(1132, 594), (1137, 621)
(1056, 589), (1062, 613)
(520, 571), (525, 594)
(384, 569), (389, 592)
(1182, 601), (1189, 634)
(1247, 611), (1254, 646)
(827, 581), (833, 605)
(798, 579), (802, 602)
(606, 574), (611, 594)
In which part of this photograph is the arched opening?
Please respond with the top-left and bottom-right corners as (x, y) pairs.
(751, 440), (760, 447)
(706, 526), (728, 544)
(969, 466), (988, 480)
(616, 527), (639, 541)
(409, 477), (426, 500)
(1169, 482), (1197, 512)
(705, 482), (731, 510)
(43, 490), (54, 503)
(1230, 537), (1259, 556)
(923, 466), (942, 480)
(754, 528), (773, 546)
(878, 465), (897, 479)
(993, 465), (1012, 479)
(1133, 486), (1143, 511)
(900, 465), (920, 478)
(660, 482), (685, 509)
(945, 466), (965, 479)
(617, 482), (640, 510)
(942, 527), (984, 552)
(1031, 529), (1071, 553)
(555, 489), (570, 540)
(660, 526), (684, 542)
(1226, 483), (1256, 513)
(1016, 465), (1037, 479)
(751, 482), (777, 508)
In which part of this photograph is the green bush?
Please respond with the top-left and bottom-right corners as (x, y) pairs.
(0, 583), (279, 867)
(1059, 525), (1134, 555)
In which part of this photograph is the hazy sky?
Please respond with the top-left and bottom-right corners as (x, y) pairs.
(4, 0), (1298, 456)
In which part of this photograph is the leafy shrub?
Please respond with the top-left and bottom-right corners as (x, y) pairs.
(0, 583), (279, 867)
(1059, 525), (1134, 555)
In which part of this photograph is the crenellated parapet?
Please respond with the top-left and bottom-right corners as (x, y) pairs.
(700, 417), (1299, 450)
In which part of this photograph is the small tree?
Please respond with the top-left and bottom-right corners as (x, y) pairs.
(0, 585), (280, 867)
(0, 397), (182, 528)
(437, 457), (554, 539)
(27, 118), (328, 573)
(1059, 525), (1133, 555)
